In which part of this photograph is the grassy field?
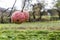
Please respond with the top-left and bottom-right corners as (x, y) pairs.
(0, 20), (60, 30)
(0, 21), (60, 40)
(0, 30), (60, 40)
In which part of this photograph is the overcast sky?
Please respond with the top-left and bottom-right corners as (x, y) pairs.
(0, 0), (57, 11)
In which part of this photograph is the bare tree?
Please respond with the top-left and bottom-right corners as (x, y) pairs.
(21, 0), (32, 11)
(9, 0), (17, 16)
(21, 0), (26, 12)
(22, 0), (32, 22)
(9, 0), (17, 23)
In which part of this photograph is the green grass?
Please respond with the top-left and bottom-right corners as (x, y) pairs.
(0, 30), (60, 40)
(0, 21), (60, 40)
(0, 20), (60, 30)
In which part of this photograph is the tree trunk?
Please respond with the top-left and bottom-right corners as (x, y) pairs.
(39, 12), (42, 20)
(9, 0), (17, 23)
(58, 11), (60, 19)
(56, 9), (60, 19)
(29, 16), (31, 22)
(33, 11), (35, 19)
(21, 0), (26, 12)
(1, 13), (3, 23)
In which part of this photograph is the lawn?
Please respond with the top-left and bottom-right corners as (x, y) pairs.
(0, 21), (60, 40)
(0, 30), (60, 40)
(0, 20), (60, 30)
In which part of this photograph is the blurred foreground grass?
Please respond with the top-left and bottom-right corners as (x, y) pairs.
(0, 30), (60, 40)
(0, 20), (60, 40)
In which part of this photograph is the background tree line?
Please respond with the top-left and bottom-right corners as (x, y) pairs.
(0, 0), (60, 23)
